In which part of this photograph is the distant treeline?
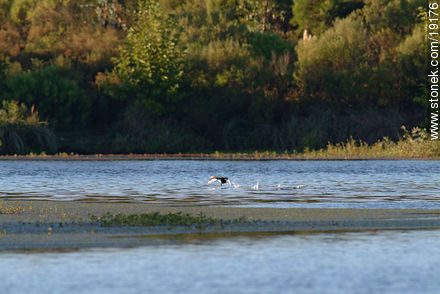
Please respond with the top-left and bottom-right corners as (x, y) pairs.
(0, 0), (428, 154)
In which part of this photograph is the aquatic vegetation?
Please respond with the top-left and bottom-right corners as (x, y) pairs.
(191, 128), (440, 158)
(191, 128), (440, 159)
(61, 209), (67, 220)
(299, 127), (440, 159)
(0, 201), (65, 217)
(91, 212), (216, 227)
(39, 207), (58, 216)
(0, 201), (24, 214)
(90, 212), (249, 228)
(0, 126), (437, 159)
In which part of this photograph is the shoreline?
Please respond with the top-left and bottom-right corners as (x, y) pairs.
(0, 154), (439, 161)
(1, 200), (440, 250)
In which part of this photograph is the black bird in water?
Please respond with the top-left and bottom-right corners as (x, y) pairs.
(207, 176), (231, 186)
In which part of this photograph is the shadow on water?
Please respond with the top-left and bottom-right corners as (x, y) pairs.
(114, 231), (302, 244)
(6, 229), (440, 254)
(111, 228), (440, 246)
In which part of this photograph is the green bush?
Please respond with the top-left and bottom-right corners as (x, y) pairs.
(291, 0), (364, 35)
(294, 17), (371, 104)
(246, 31), (295, 60)
(110, 0), (186, 114)
(0, 100), (57, 154)
(0, 0), (431, 154)
(111, 104), (209, 153)
(356, 0), (424, 35)
(5, 65), (91, 130)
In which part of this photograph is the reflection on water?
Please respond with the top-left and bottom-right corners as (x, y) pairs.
(0, 160), (439, 208)
(1, 230), (440, 294)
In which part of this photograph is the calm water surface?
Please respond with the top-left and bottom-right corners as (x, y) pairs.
(1, 230), (440, 294)
(1, 160), (440, 293)
(0, 160), (438, 208)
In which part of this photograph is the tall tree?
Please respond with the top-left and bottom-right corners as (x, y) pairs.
(291, 0), (364, 35)
(112, 0), (186, 114)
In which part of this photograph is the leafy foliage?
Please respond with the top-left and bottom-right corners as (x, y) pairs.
(0, 100), (57, 154)
(295, 18), (371, 104)
(291, 0), (364, 35)
(294, 0), (425, 107)
(0, 0), (431, 154)
(111, 0), (186, 113)
(5, 65), (91, 130)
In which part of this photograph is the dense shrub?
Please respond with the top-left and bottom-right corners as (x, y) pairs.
(110, 0), (186, 114)
(295, 18), (371, 104)
(0, 100), (57, 154)
(5, 65), (91, 130)
(294, 0), (425, 107)
(0, 0), (431, 154)
(291, 0), (364, 35)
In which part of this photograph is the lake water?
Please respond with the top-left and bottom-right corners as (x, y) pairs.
(0, 160), (439, 208)
(1, 229), (440, 294)
(1, 159), (440, 293)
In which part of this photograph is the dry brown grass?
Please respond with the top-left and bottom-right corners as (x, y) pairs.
(298, 127), (440, 159)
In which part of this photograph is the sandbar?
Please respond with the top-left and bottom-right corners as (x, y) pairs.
(1, 200), (440, 250)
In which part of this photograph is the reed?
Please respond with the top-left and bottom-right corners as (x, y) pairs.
(299, 127), (440, 159)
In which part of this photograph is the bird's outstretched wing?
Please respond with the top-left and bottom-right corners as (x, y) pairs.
(207, 178), (218, 185)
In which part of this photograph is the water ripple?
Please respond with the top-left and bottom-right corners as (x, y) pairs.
(0, 160), (439, 208)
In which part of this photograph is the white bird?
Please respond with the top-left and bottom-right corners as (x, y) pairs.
(207, 176), (231, 186)
(276, 184), (281, 190)
(251, 181), (259, 191)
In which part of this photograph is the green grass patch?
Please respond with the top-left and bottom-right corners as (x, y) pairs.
(90, 212), (249, 227)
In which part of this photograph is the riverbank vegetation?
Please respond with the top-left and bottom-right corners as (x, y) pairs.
(0, 100), (56, 154)
(0, 0), (431, 155)
(0, 201), (25, 214)
(298, 127), (440, 158)
(90, 211), (249, 227)
(2, 127), (438, 159)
